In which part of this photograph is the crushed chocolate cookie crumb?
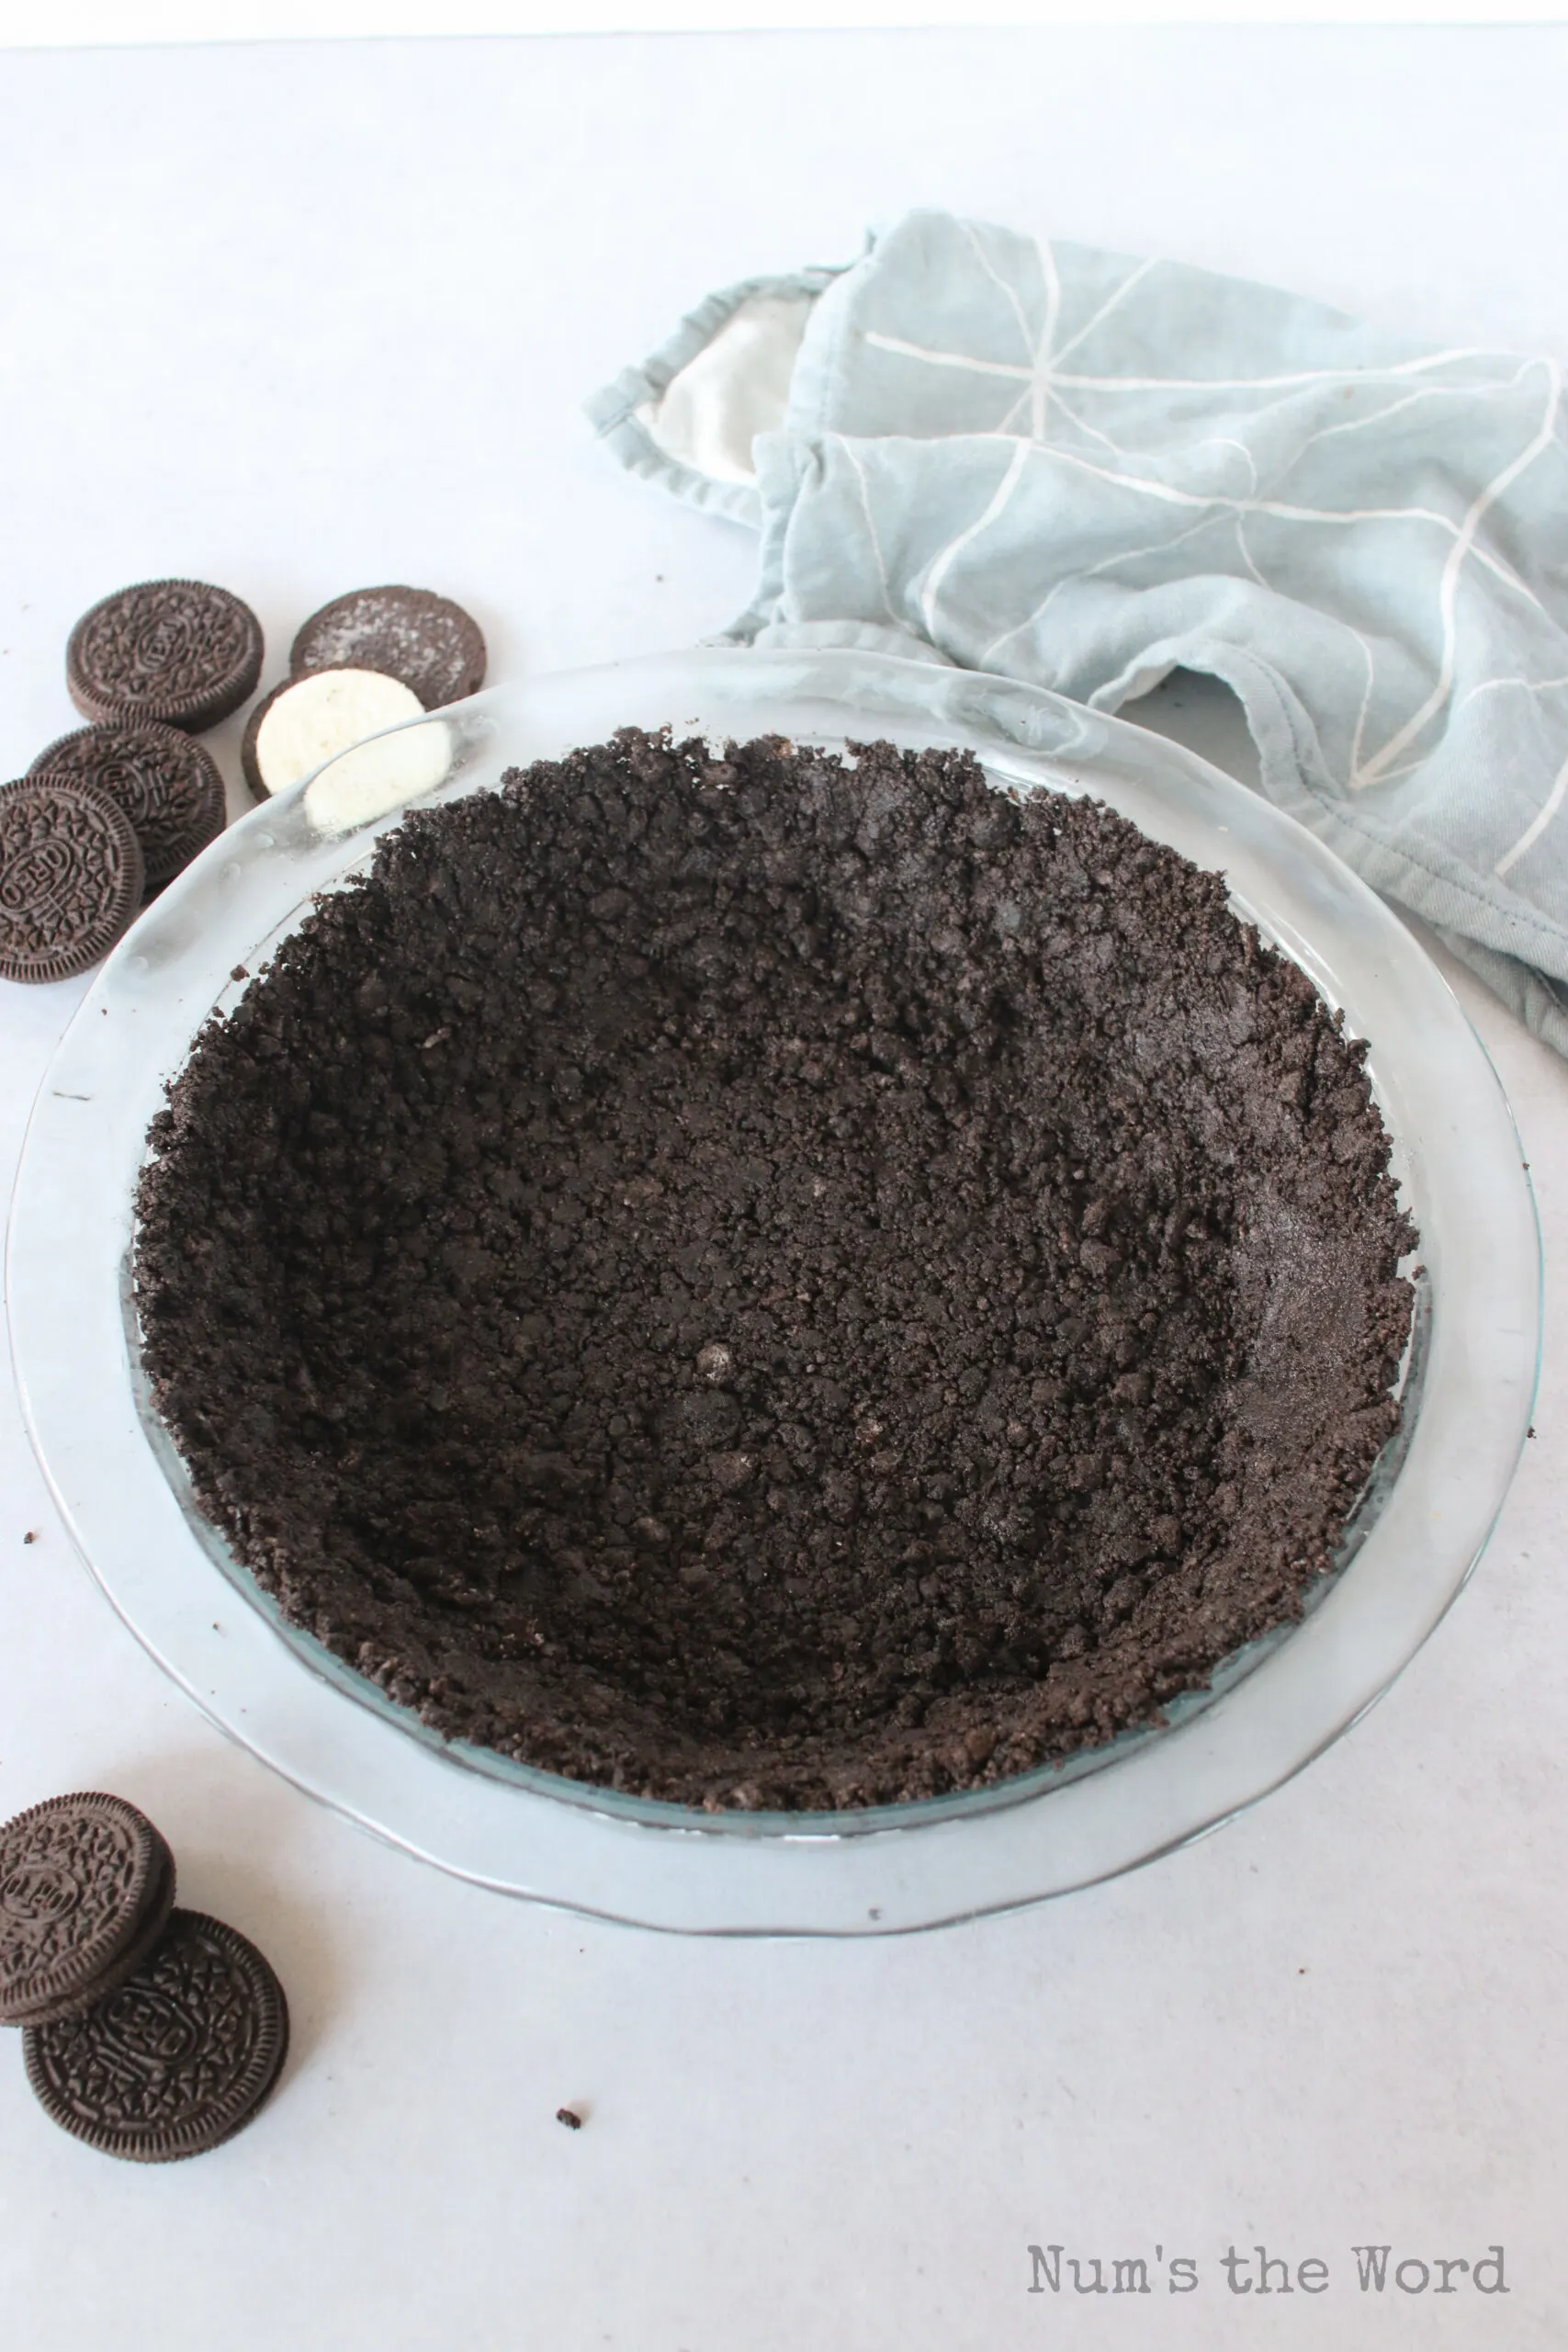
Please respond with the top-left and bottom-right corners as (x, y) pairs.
(133, 729), (1415, 1810)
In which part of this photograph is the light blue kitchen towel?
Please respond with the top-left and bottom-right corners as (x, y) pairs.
(587, 209), (1568, 1055)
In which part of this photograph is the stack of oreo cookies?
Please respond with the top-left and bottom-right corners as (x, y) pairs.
(0, 578), (486, 986)
(0, 1792), (288, 2162)
(1, 578), (261, 985)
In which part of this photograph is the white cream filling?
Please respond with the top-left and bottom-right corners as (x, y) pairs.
(251, 668), (452, 833)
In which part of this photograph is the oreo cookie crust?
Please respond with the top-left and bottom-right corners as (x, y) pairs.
(67, 580), (264, 732)
(24, 1910), (289, 2163)
(31, 723), (226, 895)
(0, 775), (144, 983)
(290, 586), (486, 710)
(0, 1795), (174, 2028)
(133, 731), (1416, 1811)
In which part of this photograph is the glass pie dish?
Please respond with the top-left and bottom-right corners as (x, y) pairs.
(5, 648), (1541, 1934)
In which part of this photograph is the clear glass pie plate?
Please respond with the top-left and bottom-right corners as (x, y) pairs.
(6, 648), (1541, 1934)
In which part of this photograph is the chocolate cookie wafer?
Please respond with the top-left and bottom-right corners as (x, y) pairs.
(24, 1909), (289, 2162)
(52, 1840), (178, 2020)
(290, 585), (486, 709)
(0, 775), (144, 983)
(0, 1794), (175, 2028)
(67, 579), (263, 732)
(31, 723), (226, 895)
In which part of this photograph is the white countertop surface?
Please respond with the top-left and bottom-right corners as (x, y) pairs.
(2, 27), (1566, 2349)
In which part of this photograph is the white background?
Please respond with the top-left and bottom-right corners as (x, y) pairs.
(2, 25), (1567, 2350)
(4, 1), (1563, 46)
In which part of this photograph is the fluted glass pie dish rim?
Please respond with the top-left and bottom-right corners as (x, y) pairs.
(6, 646), (1541, 1933)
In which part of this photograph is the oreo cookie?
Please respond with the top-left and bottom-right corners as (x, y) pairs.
(67, 580), (264, 732)
(24, 1909), (288, 2162)
(31, 723), (226, 895)
(241, 665), (428, 801)
(0, 1794), (175, 2029)
(290, 585), (486, 710)
(69, 1841), (177, 2015)
(0, 775), (144, 984)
